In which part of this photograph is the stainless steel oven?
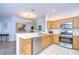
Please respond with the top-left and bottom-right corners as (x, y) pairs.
(59, 23), (73, 48)
(59, 33), (72, 44)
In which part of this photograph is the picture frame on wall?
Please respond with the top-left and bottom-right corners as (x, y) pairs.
(16, 23), (26, 32)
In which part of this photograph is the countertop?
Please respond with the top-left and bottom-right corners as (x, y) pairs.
(16, 33), (52, 39)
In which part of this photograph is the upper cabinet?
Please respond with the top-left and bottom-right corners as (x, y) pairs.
(60, 19), (66, 24)
(51, 20), (60, 29)
(73, 16), (79, 28)
(47, 16), (79, 29)
(60, 18), (73, 24)
(47, 21), (51, 29)
(65, 17), (73, 23)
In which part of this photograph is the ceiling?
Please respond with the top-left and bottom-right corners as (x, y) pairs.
(0, 3), (79, 20)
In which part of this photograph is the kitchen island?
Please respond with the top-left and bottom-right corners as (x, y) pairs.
(16, 33), (53, 55)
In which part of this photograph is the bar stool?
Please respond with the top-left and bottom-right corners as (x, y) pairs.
(0, 34), (2, 42)
(0, 34), (9, 42)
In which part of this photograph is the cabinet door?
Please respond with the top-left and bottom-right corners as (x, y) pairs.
(73, 36), (79, 50)
(48, 35), (53, 45)
(51, 20), (60, 29)
(65, 18), (73, 23)
(44, 36), (49, 47)
(73, 16), (79, 28)
(20, 38), (32, 55)
(46, 35), (50, 46)
(41, 35), (50, 49)
(60, 19), (66, 24)
(41, 36), (46, 48)
(50, 35), (53, 44)
(47, 21), (51, 29)
(53, 34), (59, 44)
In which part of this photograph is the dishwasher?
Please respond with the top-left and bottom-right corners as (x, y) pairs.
(33, 37), (42, 55)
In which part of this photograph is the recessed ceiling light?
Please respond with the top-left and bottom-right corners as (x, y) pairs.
(52, 9), (56, 12)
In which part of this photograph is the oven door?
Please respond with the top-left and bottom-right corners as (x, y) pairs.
(59, 37), (72, 44)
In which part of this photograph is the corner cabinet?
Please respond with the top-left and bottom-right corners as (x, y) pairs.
(73, 36), (79, 50)
(20, 38), (32, 55)
(53, 34), (59, 44)
(73, 16), (79, 28)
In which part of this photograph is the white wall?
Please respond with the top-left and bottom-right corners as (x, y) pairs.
(0, 16), (12, 33)
(26, 22), (34, 32)
(12, 17), (34, 32)
(47, 8), (79, 21)
(0, 22), (1, 32)
(37, 15), (46, 32)
(0, 16), (14, 41)
(10, 16), (34, 41)
(0, 16), (34, 41)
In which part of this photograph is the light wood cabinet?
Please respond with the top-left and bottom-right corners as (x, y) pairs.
(47, 16), (79, 29)
(73, 16), (79, 28)
(60, 17), (73, 24)
(48, 34), (53, 44)
(41, 34), (53, 49)
(41, 36), (46, 48)
(73, 36), (79, 50)
(51, 20), (60, 29)
(41, 35), (48, 48)
(47, 21), (51, 29)
(53, 34), (59, 44)
(20, 38), (32, 55)
(60, 19), (66, 24)
(65, 18), (73, 23)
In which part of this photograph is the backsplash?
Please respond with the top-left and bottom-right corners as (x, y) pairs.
(73, 29), (79, 36)
(48, 29), (60, 34)
(48, 29), (79, 36)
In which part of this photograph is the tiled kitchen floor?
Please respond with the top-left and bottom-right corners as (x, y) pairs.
(0, 41), (16, 55)
(38, 44), (79, 55)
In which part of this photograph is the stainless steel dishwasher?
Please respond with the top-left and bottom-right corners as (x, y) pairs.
(33, 37), (42, 55)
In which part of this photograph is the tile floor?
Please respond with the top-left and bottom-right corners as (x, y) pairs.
(0, 41), (16, 55)
(38, 44), (79, 55)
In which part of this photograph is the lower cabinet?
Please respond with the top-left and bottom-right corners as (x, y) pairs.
(49, 34), (53, 44)
(53, 34), (59, 44)
(41, 36), (48, 48)
(19, 34), (53, 55)
(41, 34), (53, 49)
(73, 36), (79, 50)
(20, 38), (32, 55)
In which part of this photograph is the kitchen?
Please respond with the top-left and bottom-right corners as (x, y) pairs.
(0, 3), (79, 55)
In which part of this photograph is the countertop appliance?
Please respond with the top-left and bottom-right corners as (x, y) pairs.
(49, 31), (53, 33)
(59, 23), (73, 48)
(33, 37), (42, 55)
